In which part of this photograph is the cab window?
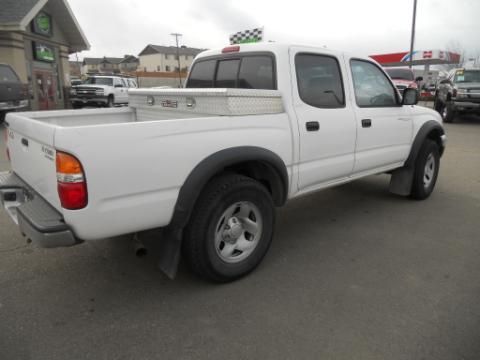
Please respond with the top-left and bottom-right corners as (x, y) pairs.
(295, 53), (345, 108)
(350, 60), (398, 107)
(187, 54), (276, 90)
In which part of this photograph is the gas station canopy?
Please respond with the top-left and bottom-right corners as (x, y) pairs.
(370, 49), (461, 67)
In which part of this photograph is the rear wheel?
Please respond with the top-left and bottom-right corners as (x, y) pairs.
(72, 102), (83, 109)
(410, 139), (440, 200)
(183, 173), (275, 283)
(0, 112), (5, 125)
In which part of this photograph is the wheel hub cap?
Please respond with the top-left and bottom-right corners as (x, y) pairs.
(423, 153), (435, 188)
(214, 201), (263, 263)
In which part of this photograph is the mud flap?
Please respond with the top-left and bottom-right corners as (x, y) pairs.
(389, 166), (414, 196)
(156, 227), (183, 279)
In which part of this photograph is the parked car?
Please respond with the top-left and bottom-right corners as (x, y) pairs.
(70, 75), (137, 108)
(384, 67), (422, 95)
(1, 43), (446, 282)
(434, 68), (480, 122)
(0, 64), (28, 124)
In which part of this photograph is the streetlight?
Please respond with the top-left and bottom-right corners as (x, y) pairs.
(409, 0), (418, 69)
(171, 32), (183, 87)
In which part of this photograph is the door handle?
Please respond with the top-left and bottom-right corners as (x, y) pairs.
(397, 117), (410, 121)
(361, 119), (372, 128)
(306, 121), (320, 131)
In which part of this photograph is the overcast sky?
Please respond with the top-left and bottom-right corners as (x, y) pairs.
(68, 0), (480, 60)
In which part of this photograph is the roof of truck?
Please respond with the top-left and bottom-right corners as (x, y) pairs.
(195, 42), (353, 60)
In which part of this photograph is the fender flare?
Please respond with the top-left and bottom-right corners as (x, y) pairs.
(405, 120), (445, 168)
(169, 146), (289, 230)
(390, 120), (445, 196)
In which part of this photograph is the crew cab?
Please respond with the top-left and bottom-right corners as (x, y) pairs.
(0, 43), (446, 282)
(384, 67), (422, 95)
(70, 75), (137, 108)
(0, 64), (29, 124)
(434, 68), (480, 123)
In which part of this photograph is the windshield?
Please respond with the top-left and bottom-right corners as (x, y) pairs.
(454, 70), (480, 83)
(84, 77), (113, 86)
(385, 68), (414, 81)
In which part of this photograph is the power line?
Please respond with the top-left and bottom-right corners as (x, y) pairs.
(171, 32), (183, 87)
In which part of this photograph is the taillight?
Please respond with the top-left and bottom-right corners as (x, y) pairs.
(409, 82), (418, 89)
(56, 151), (87, 209)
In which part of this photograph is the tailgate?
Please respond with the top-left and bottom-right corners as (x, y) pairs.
(6, 113), (61, 211)
(0, 82), (24, 102)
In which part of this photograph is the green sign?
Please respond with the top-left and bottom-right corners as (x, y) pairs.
(32, 11), (52, 36)
(33, 42), (55, 62)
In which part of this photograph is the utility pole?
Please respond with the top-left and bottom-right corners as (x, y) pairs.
(409, 0), (418, 69)
(171, 32), (183, 87)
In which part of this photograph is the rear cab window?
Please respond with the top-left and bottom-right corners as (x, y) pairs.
(186, 53), (276, 90)
(295, 53), (345, 108)
(0, 65), (20, 83)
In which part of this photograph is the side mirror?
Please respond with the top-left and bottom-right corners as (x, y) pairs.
(415, 76), (423, 82)
(440, 79), (451, 85)
(402, 88), (419, 105)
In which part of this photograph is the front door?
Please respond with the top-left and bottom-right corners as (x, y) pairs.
(348, 59), (413, 174)
(34, 70), (56, 110)
(292, 49), (357, 191)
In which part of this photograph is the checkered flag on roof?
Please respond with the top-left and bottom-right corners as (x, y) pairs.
(229, 27), (264, 45)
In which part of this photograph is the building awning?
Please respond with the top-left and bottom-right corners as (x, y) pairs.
(0, 0), (89, 52)
(370, 49), (461, 67)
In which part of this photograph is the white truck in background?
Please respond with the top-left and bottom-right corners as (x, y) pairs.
(1, 43), (446, 282)
(69, 75), (137, 108)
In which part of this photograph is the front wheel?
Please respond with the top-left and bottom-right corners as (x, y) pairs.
(442, 101), (455, 123)
(106, 95), (114, 108)
(183, 173), (275, 282)
(410, 139), (440, 200)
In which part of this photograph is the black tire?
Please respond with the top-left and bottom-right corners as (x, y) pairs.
(433, 94), (442, 113)
(442, 101), (455, 123)
(410, 139), (440, 200)
(106, 95), (114, 107)
(72, 103), (83, 109)
(0, 112), (5, 125)
(183, 173), (275, 283)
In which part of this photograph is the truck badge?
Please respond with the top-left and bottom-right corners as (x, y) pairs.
(161, 100), (178, 108)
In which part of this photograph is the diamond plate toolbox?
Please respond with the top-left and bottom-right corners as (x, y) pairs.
(128, 88), (284, 117)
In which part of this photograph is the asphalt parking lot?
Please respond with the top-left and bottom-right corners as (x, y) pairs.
(0, 112), (479, 360)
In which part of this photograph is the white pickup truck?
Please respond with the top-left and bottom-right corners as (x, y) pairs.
(0, 43), (446, 282)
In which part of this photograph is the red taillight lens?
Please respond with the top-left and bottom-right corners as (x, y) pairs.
(222, 46), (240, 53)
(56, 151), (87, 210)
(57, 182), (87, 210)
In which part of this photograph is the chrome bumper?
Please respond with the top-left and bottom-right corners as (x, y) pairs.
(0, 172), (82, 248)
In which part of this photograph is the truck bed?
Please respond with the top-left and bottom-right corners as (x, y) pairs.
(4, 88), (290, 240)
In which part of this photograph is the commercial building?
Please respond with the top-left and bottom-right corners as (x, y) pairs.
(0, 0), (89, 110)
(138, 44), (204, 73)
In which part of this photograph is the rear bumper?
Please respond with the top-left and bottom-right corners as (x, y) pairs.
(0, 100), (29, 112)
(0, 172), (82, 248)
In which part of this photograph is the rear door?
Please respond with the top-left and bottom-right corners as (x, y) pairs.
(291, 49), (357, 190)
(348, 58), (413, 173)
